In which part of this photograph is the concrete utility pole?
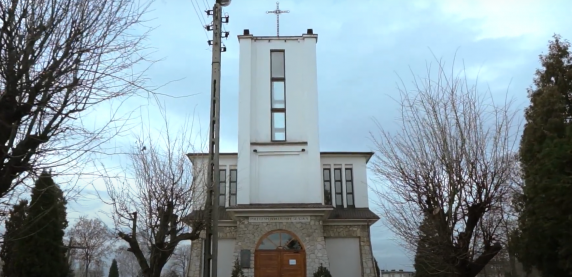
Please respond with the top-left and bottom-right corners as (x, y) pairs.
(203, 1), (230, 277)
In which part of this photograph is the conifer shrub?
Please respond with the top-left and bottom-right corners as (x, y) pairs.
(313, 263), (332, 277)
(231, 257), (245, 277)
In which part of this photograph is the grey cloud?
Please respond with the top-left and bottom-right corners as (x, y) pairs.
(66, 0), (572, 270)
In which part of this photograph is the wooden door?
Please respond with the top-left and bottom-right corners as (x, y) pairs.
(255, 251), (305, 277)
(255, 251), (281, 277)
(280, 251), (305, 277)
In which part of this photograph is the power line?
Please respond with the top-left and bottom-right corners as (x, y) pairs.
(202, 0), (228, 35)
(202, 0), (211, 11)
(203, 0), (224, 36)
(198, 0), (213, 27)
(190, 0), (209, 39)
(192, 0), (209, 37)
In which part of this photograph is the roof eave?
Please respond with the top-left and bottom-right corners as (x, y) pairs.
(323, 218), (380, 226)
(186, 151), (375, 163)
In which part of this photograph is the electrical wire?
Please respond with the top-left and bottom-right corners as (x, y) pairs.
(202, 0), (211, 10)
(203, 0), (225, 34)
(191, 0), (209, 29)
(190, 0), (210, 40)
(203, 0), (227, 34)
(196, 0), (228, 50)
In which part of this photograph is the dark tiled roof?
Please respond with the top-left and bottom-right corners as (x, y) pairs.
(320, 151), (375, 162)
(185, 205), (379, 222)
(219, 208), (232, 220)
(185, 204), (331, 222)
(184, 206), (232, 221)
(328, 208), (380, 220)
(228, 203), (332, 209)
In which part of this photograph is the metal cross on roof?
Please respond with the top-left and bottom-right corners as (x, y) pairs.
(266, 2), (289, 37)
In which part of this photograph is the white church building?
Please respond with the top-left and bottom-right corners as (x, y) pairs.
(186, 28), (379, 277)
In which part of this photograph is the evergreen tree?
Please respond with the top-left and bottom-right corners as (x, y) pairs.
(231, 258), (245, 277)
(414, 221), (432, 277)
(414, 216), (446, 276)
(108, 259), (119, 277)
(0, 200), (29, 276)
(14, 171), (69, 277)
(517, 34), (572, 277)
(313, 264), (332, 277)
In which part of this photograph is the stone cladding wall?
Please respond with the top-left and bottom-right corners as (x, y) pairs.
(188, 221), (377, 277)
(233, 216), (329, 277)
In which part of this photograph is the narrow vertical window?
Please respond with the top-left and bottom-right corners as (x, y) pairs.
(345, 168), (354, 208)
(229, 169), (237, 206)
(323, 169), (332, 205)
(270, 50), (286, 141)
(271, 51), (285, 78)
(334, 168), (343, 207)
(219, 169), (226, 207)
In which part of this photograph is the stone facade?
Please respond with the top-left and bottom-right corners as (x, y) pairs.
(219, 226), (237, 239)
(188, 221), (377, 277)
(234, 216), (329, 277)
(323, 225), (377, 277)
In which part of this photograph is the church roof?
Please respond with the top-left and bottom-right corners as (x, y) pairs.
(328, 207), (380, 220)
(184, 205), (379, 222)
(187, 151), (375, 163)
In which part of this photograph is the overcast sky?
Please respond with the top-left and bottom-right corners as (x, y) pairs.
(64, 0), (572, 272)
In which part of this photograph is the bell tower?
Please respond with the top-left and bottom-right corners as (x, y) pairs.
(236, 28), (321, 204)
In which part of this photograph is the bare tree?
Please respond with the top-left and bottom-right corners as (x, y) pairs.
(0, 0), (154, 200)
(102, 109), (206, 277)
(67, 216), (114, 277)
(164, 244), (191, 277)
(73, 259), (105, 277)
(115, 246), (143, 277)
(476, 250), (509, 277)
(370, 57), (520, 277)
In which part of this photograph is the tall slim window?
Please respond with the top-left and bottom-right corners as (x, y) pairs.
(334, 168), (343, 207)
(323, 169), (332, 205)
(219, 169), (226, 206)
(345, 168), (355, 207)
(229, 169), (237, 206)
(270, 50), (286, 141)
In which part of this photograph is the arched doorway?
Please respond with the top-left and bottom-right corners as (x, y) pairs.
(254, 230), (306, 277)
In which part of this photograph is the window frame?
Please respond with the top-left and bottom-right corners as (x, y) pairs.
(218, 169), (226, 207)
(345, 168), (355, 208)
(229, 169), (237, 206)
(333, 168), (343, 208)
(270, 50), (286, 142)
(323, 168), (332, 205)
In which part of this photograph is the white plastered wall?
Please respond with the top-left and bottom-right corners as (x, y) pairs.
(325, 238), (362, 277)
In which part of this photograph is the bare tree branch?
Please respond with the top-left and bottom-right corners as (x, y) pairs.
(162, 244), (191, 277)
(370, 55), (521, 277)
(115, 245), (144, 277)
(67, 216), (115, 277)
(0, 0), (156, 202)
(101, 104), (206, 277)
